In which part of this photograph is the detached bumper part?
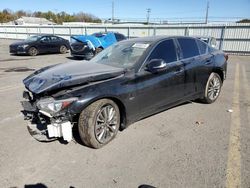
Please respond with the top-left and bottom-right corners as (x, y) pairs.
(27, 121), (73, 142)
(47, 121), (73, 142)
(22, 99), (74, 142)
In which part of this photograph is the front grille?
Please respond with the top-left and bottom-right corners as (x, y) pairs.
(9, 45), (18, 52)
(71, 43), (87, 52)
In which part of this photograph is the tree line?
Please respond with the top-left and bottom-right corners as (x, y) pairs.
(0, 9), (102, 24)
(236, 19), (250, 23)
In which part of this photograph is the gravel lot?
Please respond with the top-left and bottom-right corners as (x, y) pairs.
(0, 39), (249, 188)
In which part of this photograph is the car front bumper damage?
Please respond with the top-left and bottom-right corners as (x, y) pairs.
(21, 98), (73, 143)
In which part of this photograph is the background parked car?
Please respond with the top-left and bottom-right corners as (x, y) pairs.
(9, 35), (70, 56)
(70, 32), (127, 60)
(21, 36), (228, 148)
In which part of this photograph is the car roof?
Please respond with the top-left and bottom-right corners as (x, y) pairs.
(192, 35), (215, 39)
(92, 31), (124, 35)
(32, 34), (59, 37)
(124, 35), (198, 44)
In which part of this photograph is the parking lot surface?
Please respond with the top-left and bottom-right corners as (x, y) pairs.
(0, 39), (249, 188)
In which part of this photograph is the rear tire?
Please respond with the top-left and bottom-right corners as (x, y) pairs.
(201, 72), (222, 104)
(78, 99), (120, 149)
(28, 47), (38, 56)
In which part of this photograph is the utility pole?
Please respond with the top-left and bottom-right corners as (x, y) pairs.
(112, 0), (114, 24)
(146, 8), (151, 24)
(205, 0), (209, 24)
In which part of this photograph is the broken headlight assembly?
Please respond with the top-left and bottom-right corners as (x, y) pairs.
(18, 44), (29, 49)
(36, 97), (78, 117)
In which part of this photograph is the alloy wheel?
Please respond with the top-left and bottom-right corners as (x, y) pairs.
(95, 104), (118, 144)
(29, 47), (38, 56)
(207, 76), (221, 101)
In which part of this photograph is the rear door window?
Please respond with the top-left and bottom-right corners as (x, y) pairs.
(196, 39), (208, 55)
(40, 36), (51, 42)
(148, 39), (177, 63)
(177, 38), (200, 59)
(51, 36), (61, 42)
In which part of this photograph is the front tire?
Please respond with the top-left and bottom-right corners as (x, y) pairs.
(202, 72), (222, 104)
(78, 99), (120, 149)
(28, 47), (38, 56)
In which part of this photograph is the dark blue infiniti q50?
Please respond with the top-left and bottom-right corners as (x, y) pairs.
(21, 36), (228, 148)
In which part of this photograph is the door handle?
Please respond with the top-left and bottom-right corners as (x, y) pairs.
(175, 67), (184, 74)
(205, 59), (212, 65)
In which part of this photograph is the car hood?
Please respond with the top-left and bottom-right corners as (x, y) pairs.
(10, 41), (33, 46)
(23, 61), (125, 94)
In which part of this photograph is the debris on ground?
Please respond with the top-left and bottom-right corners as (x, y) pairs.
(227, 109), (233, 113)
(195, 121), (204, 126)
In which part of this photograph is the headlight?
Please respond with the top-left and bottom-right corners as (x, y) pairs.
(18, 44), (29, 48)
(37, 97), (78, 115)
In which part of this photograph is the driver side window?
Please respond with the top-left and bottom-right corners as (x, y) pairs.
(40, 36), (50, 42)
(148, 39), (177, 63)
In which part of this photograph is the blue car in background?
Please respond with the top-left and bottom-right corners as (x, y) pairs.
(70, 32), (127, 60)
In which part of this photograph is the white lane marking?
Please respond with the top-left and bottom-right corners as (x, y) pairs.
(226, 63), (241, 188)
(241, 64), (250, 123)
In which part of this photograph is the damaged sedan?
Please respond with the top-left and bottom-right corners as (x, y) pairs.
(21, 36), (228, 148)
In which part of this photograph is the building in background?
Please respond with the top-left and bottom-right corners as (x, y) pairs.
(11, 16), (55, 25)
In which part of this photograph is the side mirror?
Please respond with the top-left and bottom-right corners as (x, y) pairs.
(146, 59), (167, 73)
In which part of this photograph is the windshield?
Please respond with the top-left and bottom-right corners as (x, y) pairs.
(90, 41), (150, 68)
(25, 36), (42, 42)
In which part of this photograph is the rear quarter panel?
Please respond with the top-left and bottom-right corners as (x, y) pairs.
(212, 50), (227, 81)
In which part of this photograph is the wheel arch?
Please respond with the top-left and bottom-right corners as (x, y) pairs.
(28, 46), (37, 50)
(106, 96), (127, 130)
(75, 96), (127, 130)
(212, 68), (224, 83)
